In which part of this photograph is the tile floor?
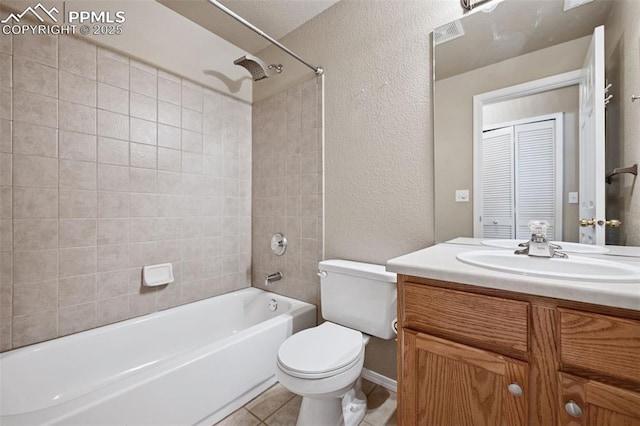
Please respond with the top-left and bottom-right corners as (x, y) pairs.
(215, 379), (397, 426)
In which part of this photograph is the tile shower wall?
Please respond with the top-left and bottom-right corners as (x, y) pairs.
(252, 78), (323, 307)
(0, 31), (252, 351)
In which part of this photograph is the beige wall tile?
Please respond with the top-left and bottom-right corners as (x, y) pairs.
(98, 137), (129, 165)
(158, 124), (181, 150)
(130, 143), (157, 169)
(59, 70), (97, 107)
(98, 218), (129, 245)
(0, 153), (10, 186)
(130, 193), (157, 217)
(13, 33), (57, 68)
(182, 108), (202, 133)
(98, 47), (128, 63)
(59, 274), (96, 307)
(59, 131), (96, 162)
(97, 295), (129, 326)
(130, 93), (156, 122)
(128, 242), (157, 268)
(158, 101), (181, 127)
(97, 191), (129, 218)
(129, 291), (157, 317)
(98, 83), (129, 115)
(130, 118), (156, 145)
(97, 269), (129, 299)
(0, 119), (11, 153)
(98, 164), (129, 192)
(13, 187), (57, 218)
(97, 244), (128, 272)
(59, 247), (97, 278)
(157, 217), (182, 240)
(13, 154), (57, 188)
(158, 171), (183, 195)
(59, 36), (96, 80)
(182, 217), (204, 238)
(182, 152), (203, 174)
(0, 252), (12, 287)
(12, 90), (57, 128)
(13, 249), (58, 284)
(13, 122), (57, 157)
(13, 57), (57, 98)
(0, 88), (10, 121)
(129, 218), (157, 243)
(0, 31), (9, 55)
(157, 239), (182, 263)
(158, 147), (181, 172)
(0, 53), (10, 88)
(59, 219), (97, 248)
(13, 280), (57, 316)
(59, 189), (97, 218)
(0, 186), (10, 218)
(130, 67), (157, 98)
(59, 101), (96, 135)
(59, 160), (96, 190)
(182, 130), (203, 154)
(97, 110), (129, 141)
(0, 317), (11, 351)
(13, 219), (58, 250)
(129, 168), (156, 193)
(59, 302), (96, 336)
(97, 56), (129, 90)
(12, 309), (57, 348)
(0, 286), (11, 318)
(158, 77), (181, 105)
(182, 85), (203, 112)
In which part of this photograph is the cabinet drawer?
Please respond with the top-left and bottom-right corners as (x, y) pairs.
(560, 309), (640, 384)
(402, 282), (529, 354)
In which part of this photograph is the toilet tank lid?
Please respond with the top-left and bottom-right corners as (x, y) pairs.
(319, 260), (397, 283)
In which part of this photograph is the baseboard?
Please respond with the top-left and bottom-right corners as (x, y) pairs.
(361, 368), (397, 393)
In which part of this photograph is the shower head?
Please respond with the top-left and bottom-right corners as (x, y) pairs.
(234, 54), (283, 81)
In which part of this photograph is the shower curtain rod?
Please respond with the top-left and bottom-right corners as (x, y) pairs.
(206, 0), (324, 76)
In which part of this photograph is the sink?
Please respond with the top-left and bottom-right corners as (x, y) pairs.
(481, 239), (610, 254)
(456, 250), (640, 282)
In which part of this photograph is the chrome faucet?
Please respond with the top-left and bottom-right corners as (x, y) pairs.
(264, 272), (282, 286)
(514, 220), (568, 258)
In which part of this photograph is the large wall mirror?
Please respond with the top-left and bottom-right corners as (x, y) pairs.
(434, 0), (639, 246)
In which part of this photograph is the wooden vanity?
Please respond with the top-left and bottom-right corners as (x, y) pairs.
(388, 244), (640, 425)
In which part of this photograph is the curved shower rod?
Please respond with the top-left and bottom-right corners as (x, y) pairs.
(206, 0), (324, 76)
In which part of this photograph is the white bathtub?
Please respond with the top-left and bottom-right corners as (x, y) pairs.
(0, 287), (316, 425)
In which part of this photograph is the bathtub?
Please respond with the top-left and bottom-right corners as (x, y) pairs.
(0, 287), (316, 425)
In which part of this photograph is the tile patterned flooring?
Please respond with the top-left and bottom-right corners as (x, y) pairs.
(215, 379), (397, 426)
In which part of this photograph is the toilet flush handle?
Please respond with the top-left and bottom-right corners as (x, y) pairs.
(317, 270), (327, 278)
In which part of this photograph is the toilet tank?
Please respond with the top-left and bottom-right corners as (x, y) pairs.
(318, 260), (397, 340)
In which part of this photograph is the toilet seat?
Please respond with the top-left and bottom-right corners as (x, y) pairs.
(277, 322), (364, 379)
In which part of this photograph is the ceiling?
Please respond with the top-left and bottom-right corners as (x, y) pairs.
(157, 0), (340, 54)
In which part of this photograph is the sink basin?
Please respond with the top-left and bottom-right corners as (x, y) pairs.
(482, 239), (610, 254)
(456, 250), (640, 282)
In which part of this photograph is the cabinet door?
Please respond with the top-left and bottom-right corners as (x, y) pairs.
(559, 372), (640, 426)
(399, 330), (528, 425)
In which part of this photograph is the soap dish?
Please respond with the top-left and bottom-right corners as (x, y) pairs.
(143, 263), (174, 287)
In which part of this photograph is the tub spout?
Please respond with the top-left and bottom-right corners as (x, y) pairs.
(264, 272), (282, 286)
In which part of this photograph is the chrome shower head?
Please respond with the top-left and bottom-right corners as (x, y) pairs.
(234, 54), (283, 81)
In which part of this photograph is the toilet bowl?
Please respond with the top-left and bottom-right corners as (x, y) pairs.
(275, 260), (397, 426)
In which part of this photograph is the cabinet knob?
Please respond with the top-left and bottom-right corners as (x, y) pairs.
(565, 400), (583, 418)
(507, 383), (523, 397)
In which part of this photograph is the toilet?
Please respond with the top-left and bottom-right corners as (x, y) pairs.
(275, 260), (397, 426)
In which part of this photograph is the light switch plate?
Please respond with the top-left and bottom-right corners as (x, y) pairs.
(568, 192), (579, 204)
(455, 189), (469, 203)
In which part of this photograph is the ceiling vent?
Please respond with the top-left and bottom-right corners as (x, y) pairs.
(434, 20), (465, 46)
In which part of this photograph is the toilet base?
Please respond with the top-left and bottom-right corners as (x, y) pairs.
(295, 377), (367, 426)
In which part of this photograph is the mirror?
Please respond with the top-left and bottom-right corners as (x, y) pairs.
(434, 0), (639, 246)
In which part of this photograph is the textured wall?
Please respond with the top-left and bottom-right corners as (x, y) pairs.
(605, 0), (640, 246)
(0, 31), (252, 351)
(251, 77), (323, 309)
(253, 0), (463, 380)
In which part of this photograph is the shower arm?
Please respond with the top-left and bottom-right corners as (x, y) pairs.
(206, 0), (324, 76)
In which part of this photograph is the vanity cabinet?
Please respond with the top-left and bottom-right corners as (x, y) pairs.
(397, 275), (640, 425)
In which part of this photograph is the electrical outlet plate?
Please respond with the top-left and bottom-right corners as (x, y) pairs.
(455, 190), (470, 202)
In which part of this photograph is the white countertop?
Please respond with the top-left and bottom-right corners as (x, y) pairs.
(386, 240), (640, 311)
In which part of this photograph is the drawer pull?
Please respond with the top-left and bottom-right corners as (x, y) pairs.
(507, 383), (523, 397)
(565, 400), (583, 418)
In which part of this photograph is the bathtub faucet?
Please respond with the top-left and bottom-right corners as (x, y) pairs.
(264, 272), (283, 286)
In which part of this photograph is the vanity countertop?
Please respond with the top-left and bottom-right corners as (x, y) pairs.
(386, 242), (640, 311)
